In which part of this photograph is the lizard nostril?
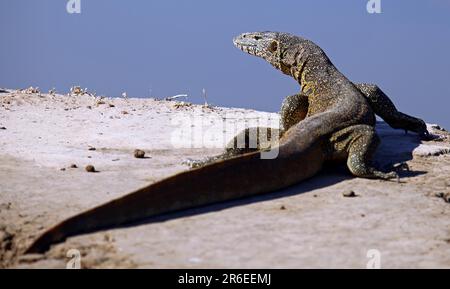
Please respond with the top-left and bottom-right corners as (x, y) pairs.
(254, 36), (262, 40)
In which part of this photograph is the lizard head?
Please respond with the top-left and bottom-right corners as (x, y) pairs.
(233, 31), (307, 76)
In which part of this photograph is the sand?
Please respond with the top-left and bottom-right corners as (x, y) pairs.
(0, 89), (449, 268)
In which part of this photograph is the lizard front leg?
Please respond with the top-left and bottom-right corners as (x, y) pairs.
(280, 93), (309, 131)
(186, 93), (309, 168)
(355, 83), (430, 139)
(331, 124), (397, 180)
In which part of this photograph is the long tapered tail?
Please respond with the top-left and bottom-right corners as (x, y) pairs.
(25, 142), (325, 254)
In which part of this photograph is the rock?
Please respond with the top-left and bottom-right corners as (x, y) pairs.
(435, 192), (450, 203)
(85, 165), (96, 173)
(134, 149), (146, 159)
(343, 191), (358, 198)
(413, 144), (450, 157)
(430, 124), (447, 132)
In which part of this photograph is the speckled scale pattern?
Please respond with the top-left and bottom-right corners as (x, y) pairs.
(198, 31), (430, 179)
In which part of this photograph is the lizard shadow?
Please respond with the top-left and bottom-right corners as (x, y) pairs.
(124, 122), (427, 228)
(128, 168), (351, 227)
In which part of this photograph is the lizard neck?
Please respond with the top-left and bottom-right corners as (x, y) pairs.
(292, 58), (338, 96)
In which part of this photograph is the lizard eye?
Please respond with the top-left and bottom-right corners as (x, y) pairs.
(268, 41), (278, 53)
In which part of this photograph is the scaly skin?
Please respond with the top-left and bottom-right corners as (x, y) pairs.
(190, 34), (429, 168)
(25, 32), (428, 254)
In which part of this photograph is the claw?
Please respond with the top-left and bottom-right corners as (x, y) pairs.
(393, 162), (409, 172)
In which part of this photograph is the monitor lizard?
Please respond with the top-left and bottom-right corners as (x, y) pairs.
(25, 32), (429, 254)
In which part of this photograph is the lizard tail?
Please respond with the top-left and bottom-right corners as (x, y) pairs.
(25, 144), (324, 254)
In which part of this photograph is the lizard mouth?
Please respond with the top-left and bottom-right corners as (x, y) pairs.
(233, 38), (258, 56)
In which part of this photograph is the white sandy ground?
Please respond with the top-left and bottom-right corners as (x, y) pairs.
(0, 89), (449, 269)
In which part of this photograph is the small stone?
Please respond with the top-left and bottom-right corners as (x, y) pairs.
(60, 168), (66, 171)
(69, 164), (78, 168)
(435, 192), (450, 203)
(134, 149), (146, 159)
(435, 192), (444, 198)
(343, 190), (358, 198)
(85, 165), (96, 172)
(431, 124), (447, 132)
(443, 193), (450, 203)
(280, 205), (286, 210)
(0, 127), (6, 130)
(109, 104), (115, 108)
(88, 147), (96, 151)
(86, 105), (92, 109)
(121, 111), (129, 115)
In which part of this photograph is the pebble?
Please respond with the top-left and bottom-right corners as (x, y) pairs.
(85, 165), (96, 172)
(134, 149), (146, 159)
(343, 190), (358, 198)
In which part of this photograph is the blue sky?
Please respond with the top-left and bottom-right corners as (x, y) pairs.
(1, 0), (449, 128)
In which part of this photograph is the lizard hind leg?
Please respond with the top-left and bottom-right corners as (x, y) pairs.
(342, 125), (398, 180)
(355, 83), (430, 139)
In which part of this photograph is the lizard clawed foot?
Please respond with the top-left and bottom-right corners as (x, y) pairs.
(419, 130), (435, 141)
(371, 170), (399, 181)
